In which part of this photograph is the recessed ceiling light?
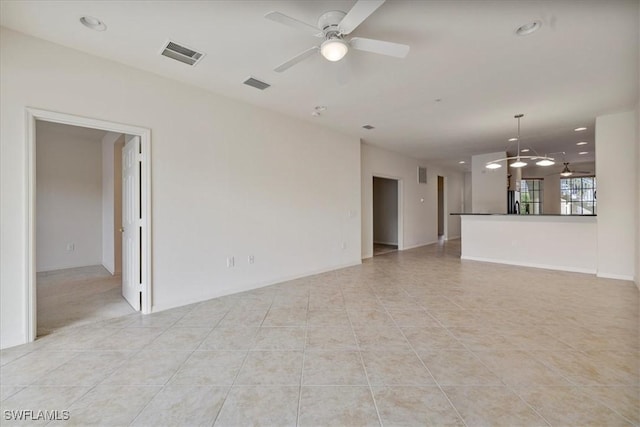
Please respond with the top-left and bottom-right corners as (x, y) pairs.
(521, 148), (530, 153)
(435, 98), (442, 103)
(80, 16), (107, 31)
(515, 20), (541, 36)
(576, 141), (588, 146)
(579, 151), (589, 155)
(458, 161), (465, 164)
(574, 127), (587, 132)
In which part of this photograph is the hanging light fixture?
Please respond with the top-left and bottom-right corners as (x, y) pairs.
(486, 114), (555, 169)
(560, 162), (573, 177)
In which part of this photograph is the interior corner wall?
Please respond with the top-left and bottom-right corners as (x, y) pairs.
(595, 110), (637, 280)
(471, 151), (507, 213)
(361, 143), (464, 259)
(372, 177), (398, 245)
(101, 132), (123, 274)
(0, 27), (361, 349)
(35, 122), (103, 272)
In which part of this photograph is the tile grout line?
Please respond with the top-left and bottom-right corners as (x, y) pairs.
(209, 298), (274, 427)
(375, 294), (469, 427)
(424, 312), (555, 427)
(295, 291), (310, 427)
(342, 288), (384, 427)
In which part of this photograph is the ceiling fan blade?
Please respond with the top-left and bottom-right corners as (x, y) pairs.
(274, 46), (319, 72)
(265, 12), (323, 37)
(338, 0), (386, 35)
(350, 37), (410, 58)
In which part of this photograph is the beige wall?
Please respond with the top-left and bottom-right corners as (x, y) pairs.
(361, 143), (464, 259)
(1, 27), (361, 348)
(36, 122), (103, 272)
(471, 151), (508, 213)
(595, 110), (637, 280)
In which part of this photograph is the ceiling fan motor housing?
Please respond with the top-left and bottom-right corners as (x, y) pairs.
(318, 10), (347, 38)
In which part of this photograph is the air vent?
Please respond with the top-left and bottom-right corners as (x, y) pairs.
(362, 125), (375, 130)
(418, 166), (427, 184)
(243, 77), (271, 90)
(160, 40), (204, 66)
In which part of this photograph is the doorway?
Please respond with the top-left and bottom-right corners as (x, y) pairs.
(437, 175), (448, 240)
(35, 122), (133, 334)
(372, 176), (400, 256)
(25, 108), (152, 342)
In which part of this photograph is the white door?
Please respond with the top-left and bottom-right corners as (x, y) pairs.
(122, 136), (141, 310)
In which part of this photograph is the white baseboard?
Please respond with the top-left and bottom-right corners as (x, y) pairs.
(151, 260), (362, 313)
(446, 236), (461, 240)
(403, 240), (438, 251)
(596, 272), (635, 281)
(102, 263), (115, 275)
(461, 255), (597, 275)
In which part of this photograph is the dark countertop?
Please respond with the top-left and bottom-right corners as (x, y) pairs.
(450, 213), (596, 217)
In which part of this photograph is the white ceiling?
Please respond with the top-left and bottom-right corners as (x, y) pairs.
(2, 0), (638, 171)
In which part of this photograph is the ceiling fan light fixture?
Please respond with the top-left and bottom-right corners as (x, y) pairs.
(321, 38), (349, 61)
(560, 163), (573, 177)
(536, 159), (555, 167)
(486, 162), (502, 169)
(510, 159), (527, 168)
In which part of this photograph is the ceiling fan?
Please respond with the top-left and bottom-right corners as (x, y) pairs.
(265, 0), (410, 72)
(549, 162), (593, 177)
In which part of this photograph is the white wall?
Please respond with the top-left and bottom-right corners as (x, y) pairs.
(101, 132), (123, 274)
(372, 177), (398, 245)
(471, 151), (507, 213)
(361, 143), (463, 259)
(0, 28), (361, 349)
(595, 110), (638, 280)
(463, 172), (472, 213)
(35, 122), (103, 272)
(461, 215), (597, 273)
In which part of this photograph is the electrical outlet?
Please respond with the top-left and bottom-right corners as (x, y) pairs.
(66, 243), (75, 252)
(248, 255), (254, 264)
(226, 256), (234, 268)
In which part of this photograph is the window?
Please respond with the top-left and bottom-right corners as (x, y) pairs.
(520, 179), (543, 214)
(560, 177), (596, 215)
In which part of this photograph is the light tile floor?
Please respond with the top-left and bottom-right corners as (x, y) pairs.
(1, 240), (638, 426)
(36, 266), (135, 336)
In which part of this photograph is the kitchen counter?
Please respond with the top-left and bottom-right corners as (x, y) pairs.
(457, 214), (597, 274)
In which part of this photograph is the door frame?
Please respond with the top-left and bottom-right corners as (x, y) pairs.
(25, 107), (152, 342)
(371, 174), (403, 253)
(437, 175), (449, 240)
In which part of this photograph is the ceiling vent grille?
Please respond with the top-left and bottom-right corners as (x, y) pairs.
(243, 77), (271, 90)
(362, 125), (375, 130)
(160, 40), (204, 66)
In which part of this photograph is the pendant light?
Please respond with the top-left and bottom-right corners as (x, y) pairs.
(486, 114), (555, 169)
